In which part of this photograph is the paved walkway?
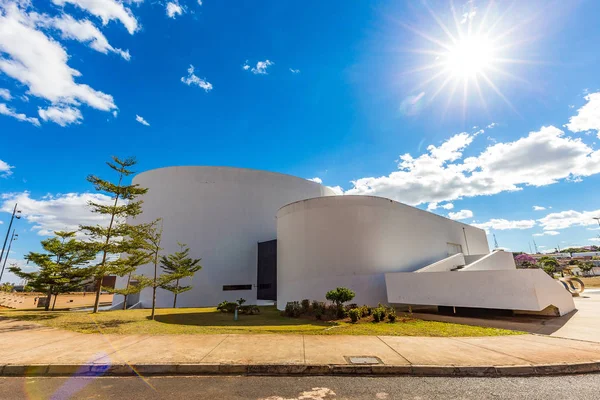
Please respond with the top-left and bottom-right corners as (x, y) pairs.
(1, 317), (600, 376)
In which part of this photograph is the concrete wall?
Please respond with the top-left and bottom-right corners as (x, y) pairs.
(114, 166), (335, 308)
(385, 269), (575, 316)
(0, 292), (112, 310)
(415, 253), (466, 273)
(460, 250), (516, 271)
(276, 195), (489, 309)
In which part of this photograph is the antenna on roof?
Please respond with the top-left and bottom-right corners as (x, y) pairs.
(493, 233), (499, 249)
(533, 238), (539, 254)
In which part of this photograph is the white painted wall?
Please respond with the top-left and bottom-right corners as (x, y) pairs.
(415, 253), (466, 273)
(113, 166), (335, 308)
(385, 269), (575, 316)
(460, 250), (516, 271)
(276, 196), (489, 309)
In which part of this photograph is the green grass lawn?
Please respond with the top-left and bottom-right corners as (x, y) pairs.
(0, 306), (522, 337)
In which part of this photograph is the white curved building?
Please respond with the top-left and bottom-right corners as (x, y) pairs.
(276, 196), (490, 307)
(113, 166), (575, 316)
(114, 166), (335, 308)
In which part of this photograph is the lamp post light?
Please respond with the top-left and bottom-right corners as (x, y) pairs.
(0, 203), (21, 271)
(0, 230), (18, 283)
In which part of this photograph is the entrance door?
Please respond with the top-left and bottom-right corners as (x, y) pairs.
(257, 240), (277, 301)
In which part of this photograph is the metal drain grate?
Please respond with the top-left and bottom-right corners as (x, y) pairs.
(345, 356), (383, 365)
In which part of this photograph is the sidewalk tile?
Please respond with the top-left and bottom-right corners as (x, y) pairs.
(303, 336), (410, 365)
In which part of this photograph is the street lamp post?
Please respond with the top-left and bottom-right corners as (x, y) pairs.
(0, 203), (21, 270)
(0, 230), (18, 283)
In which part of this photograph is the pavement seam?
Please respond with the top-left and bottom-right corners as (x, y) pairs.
(375, 336), (412, 365)
(198, 334), (230, 362)
(302, 335), (306, 365)
(448, 337), (535, 365)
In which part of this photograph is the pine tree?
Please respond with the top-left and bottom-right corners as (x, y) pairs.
(132, 219), (170, 320)
(81, 156), (148, 313)
(9, 231), (95, 311)
(160, 242), (202, 308)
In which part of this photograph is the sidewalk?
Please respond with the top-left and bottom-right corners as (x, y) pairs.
(2, 318), (600, 377)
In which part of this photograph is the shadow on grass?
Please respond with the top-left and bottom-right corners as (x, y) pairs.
(153, 306), (333, 328)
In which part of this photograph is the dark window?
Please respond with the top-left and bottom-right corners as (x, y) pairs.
(257, 239), (277, 300)
(223, 284), (252, 291)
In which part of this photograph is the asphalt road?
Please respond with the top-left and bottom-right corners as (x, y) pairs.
(1, 374), (600, 400)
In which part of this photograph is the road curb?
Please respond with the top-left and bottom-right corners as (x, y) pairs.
(1, 362), (600, 377)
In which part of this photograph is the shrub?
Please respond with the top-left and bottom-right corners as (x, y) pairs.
(284, 301), (302, 318)
(373, 307), (386, 322)
(348, 308), (360, 323)
(217, 301), (238, 313)
(239, 305), (260, 315)
(311, 300), (325, 314)
(325, 287), (356, 308)
(360, 305), (371, 317)
(346, 303), (358, 311)
(315, 309), (323, 320)
(336, 305), (347, 319)
(387, 309), (397, 323)
(373, 311), (381, 322)
(301, 299), (311, 312)
(237, 298), (246, 306)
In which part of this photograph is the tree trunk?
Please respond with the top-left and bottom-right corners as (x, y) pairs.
(123, 294), (128, 310)
(52, 292), (58, 311)
(45, 286), (52, 311)
(173, 278), (179, 308)
(151, 255), (158, 320)
(93, 276), (102, 313)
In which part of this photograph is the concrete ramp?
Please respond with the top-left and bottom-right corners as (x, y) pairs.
(385, 268), (576, 316)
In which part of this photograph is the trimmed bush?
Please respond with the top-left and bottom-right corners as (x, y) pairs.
(373, 307), (386, 322)
(360, 305), (371, 317)
(373, 311), (381, 322)
(284, 301), (302, 318)
(348, 308), (360, 323)
(239, 305), (260, 315)
(325, 287), (356, 309)
(315, 309), (323, 320)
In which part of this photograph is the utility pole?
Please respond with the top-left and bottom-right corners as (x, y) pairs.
(528, 242), (533, 254)
(533, 238), (539, 254)
(0, 203), (21, 270)
(0, 230), (17, 283)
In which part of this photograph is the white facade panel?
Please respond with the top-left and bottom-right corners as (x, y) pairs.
(113, 166), (335, 308)
(276, 195), (489, 309)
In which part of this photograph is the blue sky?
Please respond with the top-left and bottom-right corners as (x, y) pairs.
(1, 0), (600, 283)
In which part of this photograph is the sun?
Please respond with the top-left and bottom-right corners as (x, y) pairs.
(398, 1), (533, 116)
(444, 35), (495, 79)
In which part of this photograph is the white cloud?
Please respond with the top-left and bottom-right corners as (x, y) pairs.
(533, 205), (546, 211)
(38, 105), (82, 126)
(0, 159), (14, 178)
(566, 92), (600, 137)
(307, 177), (323, 184)
(0, 191), (113, 236)
(246, 59), (273, 75)
(180, 64), (212, 92)
(289, 68), (300, 74)
(37, 13), (131, 60)
(538, 209), (600, 231)
(487, 122), (497, 129)
(0, 88), (11, 100)
(52, 0), (139, 34)
(448, 209), (473, 220)
(460, 10), (476, 24)
(0, 3), (117, 124)
(440, 203), (454, 210)
(0, 103), (40, 126)
(471, 219), (536, 233)
(345, 126), (600, 206)
(197, 0), (202, 5)
(135, 114), (149, 126)
(533, 231), (560, 236)
(166, 2), (184, 18)
(589, 238), (600, 242)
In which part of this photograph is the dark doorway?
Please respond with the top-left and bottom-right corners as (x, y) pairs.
(257, 239), (277, 301)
